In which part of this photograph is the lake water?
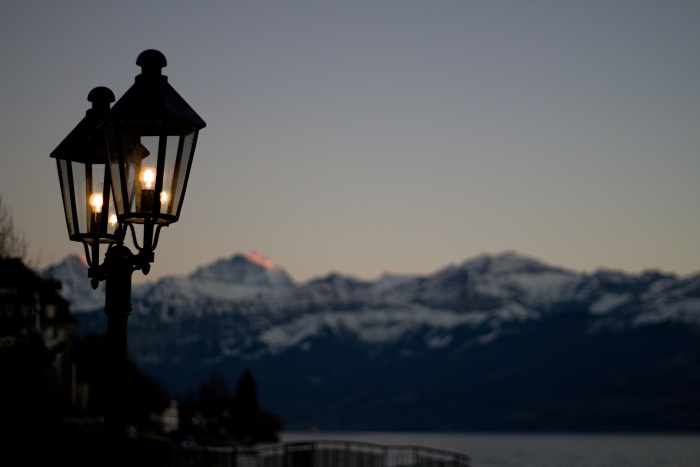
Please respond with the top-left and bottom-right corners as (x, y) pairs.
(281, 431), (700, 467)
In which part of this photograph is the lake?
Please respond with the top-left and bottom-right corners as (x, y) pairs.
(281, 431), (700, 467)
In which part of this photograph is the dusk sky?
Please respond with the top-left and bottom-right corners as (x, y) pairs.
(1, 1), (699, 284)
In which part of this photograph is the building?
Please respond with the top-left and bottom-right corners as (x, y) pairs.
(0, 257), (78, 435)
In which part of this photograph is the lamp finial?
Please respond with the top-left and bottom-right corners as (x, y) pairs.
(136, 49), (167, 76)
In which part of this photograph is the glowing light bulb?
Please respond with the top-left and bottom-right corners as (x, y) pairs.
(160, 191), (170, 205)
(140, 167), (156, 190)
(109, 214), (118, 228)
(139, 167), (157, 212)
(89, 192), (103, 233)
(89, 193), (103, 213)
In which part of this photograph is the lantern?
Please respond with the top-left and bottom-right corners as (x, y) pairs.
(99, 49), (206, 257)
(50, 87), (120, 270)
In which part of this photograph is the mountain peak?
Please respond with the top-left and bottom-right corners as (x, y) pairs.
(40, 253), (104, 313)
(189, 251), (295, 287)
(242, 251), (279, 271)
(462, 251), (560, 275)
(42, 253), (89, 280)
(64, 252), (89, 268)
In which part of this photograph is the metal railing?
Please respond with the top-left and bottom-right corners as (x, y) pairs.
(162, 439), (470, 467)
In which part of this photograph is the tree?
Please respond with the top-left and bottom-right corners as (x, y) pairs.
(234, 368), (258, 417)
(0, 194), (27, 260)
(229, 368), (283, 443)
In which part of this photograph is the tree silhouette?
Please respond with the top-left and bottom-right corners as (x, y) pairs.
(234, 368), (258, 423)
(228, 368), (283, 443)
(181, 368), (283, 443)
(0, 194), (27, 260)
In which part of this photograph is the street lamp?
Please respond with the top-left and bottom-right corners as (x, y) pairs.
(50, 50), (205, 463)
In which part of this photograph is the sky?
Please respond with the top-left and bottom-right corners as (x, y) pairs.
(1, 1), (699, 284)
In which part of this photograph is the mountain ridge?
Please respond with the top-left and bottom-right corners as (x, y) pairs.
(42, 250), (700, 431)
(42, 249), (697, 313)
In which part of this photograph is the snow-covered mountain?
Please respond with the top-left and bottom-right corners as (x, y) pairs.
(45, 250), (700, 327)
(43, 250), (700, 355)
(41, 253), (106, 312)
(189, 251), (295, 288)
(43, 250), (700, 431)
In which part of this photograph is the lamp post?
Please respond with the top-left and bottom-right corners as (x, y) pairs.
(51, 50), (205, 464)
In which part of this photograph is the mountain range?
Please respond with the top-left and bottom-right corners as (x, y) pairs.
(42, 250), (700, 431)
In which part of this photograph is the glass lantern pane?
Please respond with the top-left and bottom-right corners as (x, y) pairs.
(160, 132), (196, 219)
(105, 200), (119, 239)
(136, 135), (159, 218)
(105, 130), (125, 216)
(57, 159), (77, 237)
(84, 163), (117, 243)
(71, 161), (88, 238)
(106, 129), (150, 223)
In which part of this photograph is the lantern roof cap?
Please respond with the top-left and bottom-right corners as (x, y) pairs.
(88, 86), (116, 111)
(136, 49), (167, 75)
(50, 86), (114, 163)
(98, 49), (206, 130)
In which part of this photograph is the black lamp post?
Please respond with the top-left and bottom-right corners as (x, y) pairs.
(51, 50), (205, 464)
